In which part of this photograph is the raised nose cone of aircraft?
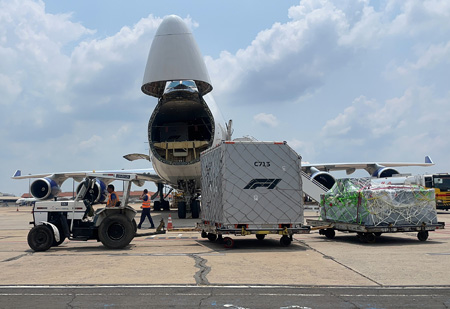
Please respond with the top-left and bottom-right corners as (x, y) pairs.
(141, 15), (212, 98)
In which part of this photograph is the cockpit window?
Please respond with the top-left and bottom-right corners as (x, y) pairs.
(165, 80), (198, 93)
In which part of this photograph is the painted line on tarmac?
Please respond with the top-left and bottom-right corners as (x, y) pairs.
(0, 292), (448, 298)
(1, 285), (450, 289)
(145, 236), (199, 240)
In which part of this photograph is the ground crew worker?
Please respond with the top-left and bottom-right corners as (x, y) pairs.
(137, 189), (155, 229)
(103, 184), (119, 207)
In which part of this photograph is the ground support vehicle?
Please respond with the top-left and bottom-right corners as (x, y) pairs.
(420, 174), (450, 210)
(27, 173), (162, 252)
(307, 219), (445, 243)
(199, 141), (310, 248)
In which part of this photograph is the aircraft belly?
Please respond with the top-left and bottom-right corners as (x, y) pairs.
(151, 158), (201, 187)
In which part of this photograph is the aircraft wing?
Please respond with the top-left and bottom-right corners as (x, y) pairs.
(11, 168), (162, 187)
(302, 156), (434, 175)
(123, 153), (151, 162)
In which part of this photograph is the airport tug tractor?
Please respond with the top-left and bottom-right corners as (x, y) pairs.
(27, 173), (152, 252)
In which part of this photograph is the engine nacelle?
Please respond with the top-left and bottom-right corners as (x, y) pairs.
(76, 179), (107, 203)
(372, 167), (399, 178)
(30, 177), (61, 200)
(310, 168), (336, 190)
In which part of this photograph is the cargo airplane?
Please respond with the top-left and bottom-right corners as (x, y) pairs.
(12, 15), (434, 218)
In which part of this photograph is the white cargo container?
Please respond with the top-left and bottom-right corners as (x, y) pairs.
(199, 141), (309, 248)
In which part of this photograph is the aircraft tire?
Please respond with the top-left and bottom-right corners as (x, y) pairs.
(191, 200), (200, 219)
(98, 214), (134, 249)
(28, 225), (54, 252)
(178, 202), (186, 219)
(162, 200), (170, 211)
(153, 201), (161, 211)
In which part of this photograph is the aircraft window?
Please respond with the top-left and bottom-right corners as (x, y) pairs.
(182, 80), (196, 88)
(165, 80), (198, 91)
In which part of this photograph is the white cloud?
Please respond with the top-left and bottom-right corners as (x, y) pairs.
(3, 0), (450, 195)
(253, 113), (279, 127)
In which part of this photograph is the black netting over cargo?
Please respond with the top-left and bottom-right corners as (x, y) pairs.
(320, 178), (438, 226)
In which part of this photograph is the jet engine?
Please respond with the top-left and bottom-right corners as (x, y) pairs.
(372, 167), (400, 178)
(310, 167), (336, 190)
(30, 178), (61, 200)
(76, 179), (107, 203)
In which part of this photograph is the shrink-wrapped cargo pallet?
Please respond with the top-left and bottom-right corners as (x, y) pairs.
(320, 178), (438, 226)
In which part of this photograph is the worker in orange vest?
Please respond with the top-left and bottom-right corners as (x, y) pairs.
(137, 189), (155, 229)
(104, 184), (119, 207)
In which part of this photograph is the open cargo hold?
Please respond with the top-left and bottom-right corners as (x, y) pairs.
(199, 141), (310, 248)
(307, 178), (445, 243)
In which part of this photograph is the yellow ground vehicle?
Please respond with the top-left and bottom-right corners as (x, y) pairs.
(424, 174), (450, 210)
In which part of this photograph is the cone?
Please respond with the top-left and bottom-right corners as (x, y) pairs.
(167, 214), (173, 230)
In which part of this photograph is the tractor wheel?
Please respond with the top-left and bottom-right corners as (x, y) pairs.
(28, 225), (54, 252)
(132, 219), (137, 233)
(256, 234), (266, 241)
(98, 214), (135, 249)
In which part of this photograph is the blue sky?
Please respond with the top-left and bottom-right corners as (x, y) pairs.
(1, 0), (450, 196)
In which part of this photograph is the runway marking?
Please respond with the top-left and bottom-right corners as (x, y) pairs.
(1, 284), (450, 290)
(145, 236), (199, 240)
(426, 253), (450, 255)
(0, 292), (447, 298)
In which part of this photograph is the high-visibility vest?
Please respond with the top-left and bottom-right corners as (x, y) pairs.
(142, 194), (151, 208)
(107, 191), (119, 207)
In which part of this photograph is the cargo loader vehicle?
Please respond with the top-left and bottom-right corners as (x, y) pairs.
(27, 173), (162, 252)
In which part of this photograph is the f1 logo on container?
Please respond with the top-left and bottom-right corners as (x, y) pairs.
(244, 179), (281, 189)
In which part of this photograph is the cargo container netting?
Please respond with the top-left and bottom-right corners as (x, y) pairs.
(320, 178), (438, 226)
(201, 142), (304, 226)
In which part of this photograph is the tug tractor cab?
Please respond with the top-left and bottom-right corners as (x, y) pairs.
(27, 173), (139, 252)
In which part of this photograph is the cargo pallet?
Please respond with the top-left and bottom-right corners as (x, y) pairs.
(198, 222), (310, 248)
(307, 219), (445, 243)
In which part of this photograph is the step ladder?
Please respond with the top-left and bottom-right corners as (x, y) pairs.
(301, 171), (329, 203)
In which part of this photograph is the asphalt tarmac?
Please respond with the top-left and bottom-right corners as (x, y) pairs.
(1, 205), (449, 308)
